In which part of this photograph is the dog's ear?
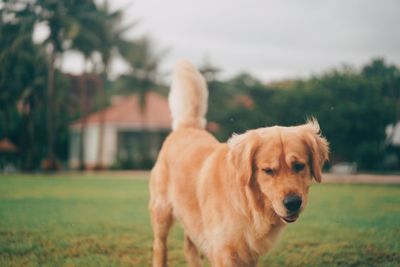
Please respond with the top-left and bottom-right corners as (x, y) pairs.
(228, 131), (260, 186)
(302, 118), (329, 183)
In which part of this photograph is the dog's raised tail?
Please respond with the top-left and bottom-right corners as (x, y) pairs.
(169, 59), (208, 130)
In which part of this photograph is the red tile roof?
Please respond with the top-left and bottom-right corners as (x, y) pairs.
(0, 138), (17, 152)
(71, 92), (172, 129)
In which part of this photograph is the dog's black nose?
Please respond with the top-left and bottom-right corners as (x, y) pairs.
(283, 195), (302, 212)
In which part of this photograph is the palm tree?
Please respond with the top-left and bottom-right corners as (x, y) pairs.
(69, 0), (103, 169)
(94, 1), (135, 169)
(116, 37), (166, 167)
(0, 4), (34, 138)
(118, 37), (166, 112)
(36, 0), (107, 170)
(0, 1), (50, 171)
(35, 0), (93, 170)
(199, 57), (221, 83)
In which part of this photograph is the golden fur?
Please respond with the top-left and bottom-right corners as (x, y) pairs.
(149, 60), (329, 267)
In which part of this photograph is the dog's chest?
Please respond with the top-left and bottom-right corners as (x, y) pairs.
(246, 223), (285, 255)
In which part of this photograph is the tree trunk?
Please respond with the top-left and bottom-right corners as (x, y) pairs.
(1, 106), (10, 138)
(138, 76), (150, 169)
(25, 96), (35, 171)
(95, 66), (108, 169)
(78, 63), (88, 170)
(46, 50), (56, 170)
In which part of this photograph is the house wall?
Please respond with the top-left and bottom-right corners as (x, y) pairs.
(386, 122), (400, 146)
(69, 129), (81, 168)
(69, 123), (169, 169)
(84, 125), (99, 167)
(69, 124), (117, 169)
(102, 125), (117, 166)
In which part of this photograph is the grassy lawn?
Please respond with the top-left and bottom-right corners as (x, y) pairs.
(0, 174), (399, 267)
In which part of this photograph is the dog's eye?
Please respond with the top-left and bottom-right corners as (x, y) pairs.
(293, 163), (305, 172)
(262, 168), (274, 176)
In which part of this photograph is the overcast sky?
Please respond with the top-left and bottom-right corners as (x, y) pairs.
(62, 0), (400, 82)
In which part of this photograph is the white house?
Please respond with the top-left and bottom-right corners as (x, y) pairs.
(69, 92), (171, 169)
(386, 122), (400, 146)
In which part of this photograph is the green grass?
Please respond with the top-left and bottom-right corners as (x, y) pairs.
(0, 174), (399, 267)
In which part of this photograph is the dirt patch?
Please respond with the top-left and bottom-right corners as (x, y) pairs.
(323, 173), (400, 184)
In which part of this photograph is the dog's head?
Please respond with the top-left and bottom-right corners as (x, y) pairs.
(228, 119), (329, 223)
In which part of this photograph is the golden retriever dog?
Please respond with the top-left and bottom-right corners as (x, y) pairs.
(149, 60), (329, 267)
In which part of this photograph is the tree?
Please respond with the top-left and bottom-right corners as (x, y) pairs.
(35, 0), (113, 169)
(0, 1), (48, 170)
(199, 57), (221, 83)
(94, 1), (134, 169)
(34, 0), (92, 169)
(114, 37), (166, 168)
(257, 66), (396, 169)
(117, 37), (166, 110)
(206, 62), (397, 170)
(68, 0), (103, 169)
(361, 58), (400, 124)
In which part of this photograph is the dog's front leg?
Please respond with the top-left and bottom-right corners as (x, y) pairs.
(210, 248), (257, 267)
(184, 235), (202, 267)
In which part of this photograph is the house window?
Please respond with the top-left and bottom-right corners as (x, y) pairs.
(116, 130), (169, 169)
(70, 130), (81, 161)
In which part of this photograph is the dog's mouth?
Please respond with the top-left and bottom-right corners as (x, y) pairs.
(280, 214), (299, 223)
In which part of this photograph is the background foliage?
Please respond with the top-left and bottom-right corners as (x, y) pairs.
(0, 1), (399, 171)
(206, 60), (398, 170)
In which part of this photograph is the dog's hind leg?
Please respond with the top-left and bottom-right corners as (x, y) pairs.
(150, 164), (174, 267)
(150, 199), (173, 267)
(184, 235), (202, 267)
